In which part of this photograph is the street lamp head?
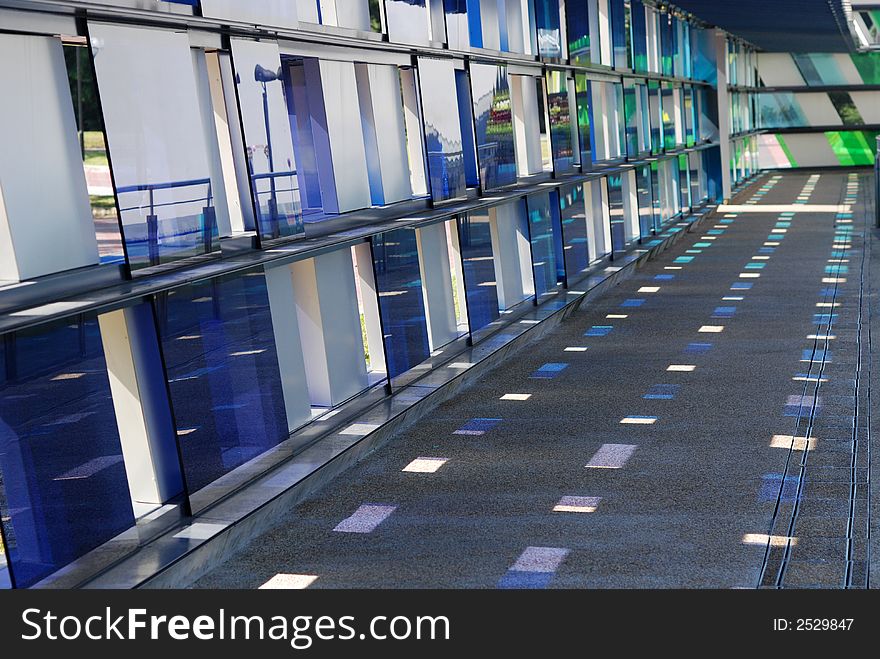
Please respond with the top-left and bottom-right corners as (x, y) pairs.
(254, 64), (282, 83)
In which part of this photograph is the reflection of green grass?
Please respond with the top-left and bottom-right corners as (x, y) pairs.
(360, 312), (370, 365)
(83, 130), (105, 150)
(90, 195), (116, 209)
(84, 152), (108, 166)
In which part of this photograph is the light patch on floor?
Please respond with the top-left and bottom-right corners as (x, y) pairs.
(699, 325), (724, 333)
(585, 443), (637, 468)
(553, 496), (601, 513)
(667, 364), (696, 372)
(501, 393), (532, 400)
(510, 546), (570, 572)
(259, 574), (318, 590)
(742, 533), (798, 547)
(620, 416), (657, 424)
(402, 457), (449, 473)
(638, 287), (660, 293)
(333, 504), (397, 533)
(769, 435), (817, 451)
(340, 423), (381, 436)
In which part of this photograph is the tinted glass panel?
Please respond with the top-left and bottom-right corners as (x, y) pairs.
(575, 73), (594, 168)
(559, 183), (590, 277)
(0, 315), (134, 588)
(635, 165), (655, 238)
(155, 269), (289, 493)
(527, 192), (564, 298)
(418, 57), (467, 202)
(231, 39), (304, 240)
(607, 172), (626, 252)
(630, 0), (649, 73)
(471, 63), (517, 190)
(545, 71), (575, 173)
(567, 0), (591, 66)
(457, 210), (500, 332)
(89, 23), (220, 271)
(610, 0), (630, 69)
(372, 228), (431, 378)
(535, 0), (563, 58)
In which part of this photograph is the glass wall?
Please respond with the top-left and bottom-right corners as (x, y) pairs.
(154, 269), (290, 493)
(0, 314), (135, 588)
(372, 227), (431, 378)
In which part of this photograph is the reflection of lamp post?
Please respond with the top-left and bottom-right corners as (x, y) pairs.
(255, 64), (282, 238)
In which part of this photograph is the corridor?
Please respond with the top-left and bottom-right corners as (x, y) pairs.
(195, 171), (876, 589)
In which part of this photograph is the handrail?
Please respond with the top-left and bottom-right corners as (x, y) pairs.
(115, 177), (213, 194)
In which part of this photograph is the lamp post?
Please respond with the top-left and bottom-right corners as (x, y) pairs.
(255, 64), (282, 238)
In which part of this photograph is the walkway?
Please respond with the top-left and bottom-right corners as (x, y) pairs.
(195, 171), (877, 589)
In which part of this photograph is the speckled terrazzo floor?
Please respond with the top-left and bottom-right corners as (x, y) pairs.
(194, 171), (877, 589)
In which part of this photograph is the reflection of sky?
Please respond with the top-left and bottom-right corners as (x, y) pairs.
(418, 58), (464, 148)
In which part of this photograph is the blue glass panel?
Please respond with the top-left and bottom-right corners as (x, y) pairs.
(607, 173), (626, 252)
(575, 73), (594, 168)
(418, 57), (467, 202)
(661, 83), (676, 150)
(527, 192), (563, 298)
(566, 0), (591, 66)
(0, 315), (134, 588)
(684, 86), (696, 146)
(610, 0), (630, 69)
(648, 80), (662, 155)
(679, 154), (691, 211)
(689, 152), (703, 205)
(443, 0), (471, 50)
(698, 87), (719, 142)
(630, 0), (649, 73)
(457, 210), (500, 331)
(372, 228), (431, 378)
(635, 165), (654, 238)
(650, 161), (662, 230)
(545, 71), (575, 173)
(534, 0), (563, 58)
(234, 40), (304, 241)
(155, 269), (289, 493)
(470, 63), (517, 190)
(455, 69), (480, 187)
(758, 92), (809, 129)
(659, 11), (674, 77)
(559, 183), (589, 277)
(622, 79), (639, 157)
(691, 27), (717, 85)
